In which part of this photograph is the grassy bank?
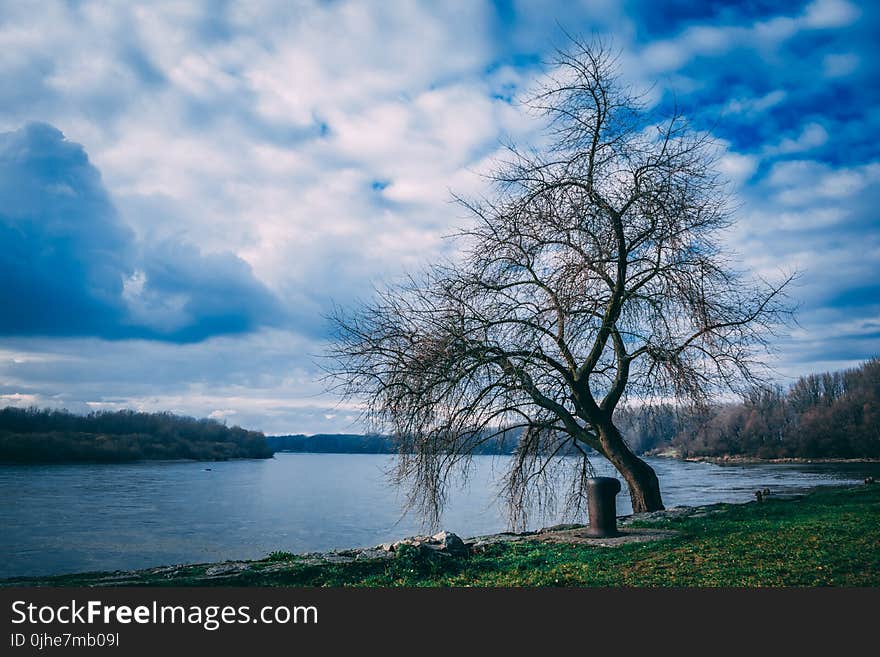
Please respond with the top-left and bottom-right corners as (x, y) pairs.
(5, 485), (879, 587)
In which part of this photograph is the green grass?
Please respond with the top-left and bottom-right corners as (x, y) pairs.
(6, 485), (880, 587)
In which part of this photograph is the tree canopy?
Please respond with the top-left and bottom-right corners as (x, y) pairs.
(328, 38), (792, 523)
(0, 406), (272, 463)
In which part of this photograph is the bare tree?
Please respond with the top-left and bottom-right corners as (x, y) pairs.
(327, 38), (792, 523)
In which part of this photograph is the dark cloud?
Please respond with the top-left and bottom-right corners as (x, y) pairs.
(134, 240), (285, 342)
(0, 123), (133, 336)
(0, 123), (283, 342)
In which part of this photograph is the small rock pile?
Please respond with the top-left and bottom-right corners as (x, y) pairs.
(381, 530), (469, 557)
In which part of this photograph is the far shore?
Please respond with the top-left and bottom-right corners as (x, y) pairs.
(646, 448), (880, 466)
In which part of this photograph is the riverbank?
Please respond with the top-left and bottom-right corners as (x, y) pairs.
(4, 484), (878, 587)
(646, 446), (880, 465)
(686, 456), (880, 465)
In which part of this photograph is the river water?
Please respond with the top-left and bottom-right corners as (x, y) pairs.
(1, 453), (877, 578)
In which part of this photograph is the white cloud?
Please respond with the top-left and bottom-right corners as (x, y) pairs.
(0, 330), (354, 434)
(717, 151), (758, 186)
(0, 393), (41, 406)
(772, 208), (846, 231)
(636, 0), (860, 74)
(765, 122), (829, 156)
(723, 90), (787, 115)
(767, 160), (880, 206)
(822, 52), (859, 78)
(802, 0), (860, 28)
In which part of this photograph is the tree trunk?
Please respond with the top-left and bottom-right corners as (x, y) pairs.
(598, 423), (664, 513)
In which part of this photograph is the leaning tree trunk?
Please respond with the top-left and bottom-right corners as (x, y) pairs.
(597, 423), (664, 513)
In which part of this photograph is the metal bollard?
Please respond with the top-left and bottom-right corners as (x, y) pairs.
(585, 477), (622, 538)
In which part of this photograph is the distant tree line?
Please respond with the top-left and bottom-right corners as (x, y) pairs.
(266, 434), (395, 454)
(10, 358), (869, 464)
(271, 359), (878, 460)
(266, 432), (523, 455)
(616, 358), (880, 459)
(0, 407), (273, 463)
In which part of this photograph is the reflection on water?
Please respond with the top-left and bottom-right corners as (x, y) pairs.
(1, 453), (877, 578)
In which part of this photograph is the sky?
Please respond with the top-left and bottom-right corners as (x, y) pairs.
(0, 0), (878, 435)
